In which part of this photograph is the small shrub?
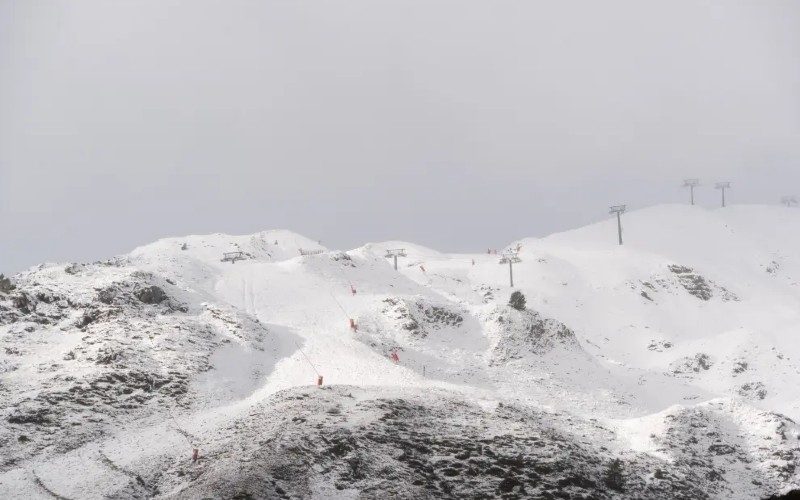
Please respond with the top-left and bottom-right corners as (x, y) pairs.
(603, 458), (625, 491)
(509, 291), (526, 311)
(0, 274), (15, 293)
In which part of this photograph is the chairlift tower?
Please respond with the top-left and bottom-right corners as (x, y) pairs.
(385, 249), (407, 270)
(221, 251), (245, 264)
(781, 195), (798, 207)
(682, 178), (699, 205)
(499, 251), (521, 288)
(715, 182), (731, 207)
(609, 205), (626, 245)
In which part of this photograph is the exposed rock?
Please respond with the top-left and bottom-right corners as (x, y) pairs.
(330, 251), (355, 267)
(669, 353), (713, 375)
(0, 263), (278, 470)
(378, 297), (463, 339)
(638, 266), (738, 302)
(64, 263), (83, 275)
(648, 340), (674, 352)
(96, 288), (117, 305)
(766, 261), (781, 275)
(0, 274), (15, 293)
(484, 305), (578, 363)
(11, 294), (31, 314)
(732, 359), (749, 375)
(134, 285), (167, 304)
(143, 387), (798, 500)
(668, 265), (714, 301)
(738, 382), (768, 400)
(473, 284), (497, 304)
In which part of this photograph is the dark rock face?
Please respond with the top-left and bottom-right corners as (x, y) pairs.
(487, 306), (579, 363)
(669, 353), (713, 375)
(0, 288), (69, 326)
(417, 303), (463, 329)
(96, 288), (117, 304)
(11, 294), (31, 314)
(648, 340), (673, 352)
(152, 387), (738, 500)
(473, 284), (498, 304)
(732, 359), (749, 375)
(0, 265), (269, 471)
(329, 251), (355, 267)
(668, 265), (713, 300)
(766, 490), (800, 499)
(738, 381), (768, 400)
(134, 285), (168, 304)
(380, 297), (464, 339)
(635, 266), (738, 303)
(0, 274), (15, 293)
(667, 264), (739, 302)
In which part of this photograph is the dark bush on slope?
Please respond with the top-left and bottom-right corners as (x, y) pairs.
(0, 274), (14, 293)
(508, 291), (526, 311)
(604, 458), (626, 491)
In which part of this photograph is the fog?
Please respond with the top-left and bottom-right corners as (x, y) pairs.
(1, 0), (799, 272)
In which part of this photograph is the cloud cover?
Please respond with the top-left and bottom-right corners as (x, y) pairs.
(1, 0), (799, 272)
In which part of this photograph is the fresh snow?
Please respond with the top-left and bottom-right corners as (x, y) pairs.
(1, 204), (799, 498)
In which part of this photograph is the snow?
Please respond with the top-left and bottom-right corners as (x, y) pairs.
(1, 204), (800, 498)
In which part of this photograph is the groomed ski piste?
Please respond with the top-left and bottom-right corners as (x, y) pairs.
(1, 204), (800, 499)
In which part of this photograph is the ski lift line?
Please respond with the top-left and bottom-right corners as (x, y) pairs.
(284, 271), (357, 384)
(320, 260), (354, 302)
(166, 407), (195, 449)
(323, 268), (358, 330)
(328, 258), (357, 296)
(327, 290), (350, 317)
(171, 424), (193, 446)
(292, 339), (321, 376)
(166, 408), (189, 437)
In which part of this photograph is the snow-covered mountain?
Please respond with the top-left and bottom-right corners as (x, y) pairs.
(1, 206), (799, 499)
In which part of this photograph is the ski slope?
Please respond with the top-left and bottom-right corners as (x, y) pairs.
(1, 205), (799, 498)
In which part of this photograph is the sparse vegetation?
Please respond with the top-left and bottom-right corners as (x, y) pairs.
(604, 458), (626, 491)
(0, 273), (14, 293)
(509, 290), (526, 311)
(732, 359), (749, 375)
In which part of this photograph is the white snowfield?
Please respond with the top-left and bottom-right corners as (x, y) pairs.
(1, 205), (800, 499)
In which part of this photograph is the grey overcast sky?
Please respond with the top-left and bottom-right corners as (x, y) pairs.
(1, 1), (799, 273)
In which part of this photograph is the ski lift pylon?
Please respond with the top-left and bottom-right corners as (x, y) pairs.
(221, 251), (245, 263)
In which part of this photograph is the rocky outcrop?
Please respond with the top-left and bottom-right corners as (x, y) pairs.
(138, 387), (797, 500)
(0, 264), (276, 471)
(481, 305), (579, 363)
(374, 296), (465, 340)
(669, 353), (714, 375)
(634, 264), (739, 303)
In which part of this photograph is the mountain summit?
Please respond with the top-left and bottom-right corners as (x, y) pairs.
(2, 205), (799, 498)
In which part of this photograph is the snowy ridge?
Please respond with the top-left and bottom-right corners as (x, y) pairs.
(1, 205), (800, 498)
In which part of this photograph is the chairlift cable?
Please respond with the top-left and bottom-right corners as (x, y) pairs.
(293, 339), (321, 376)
